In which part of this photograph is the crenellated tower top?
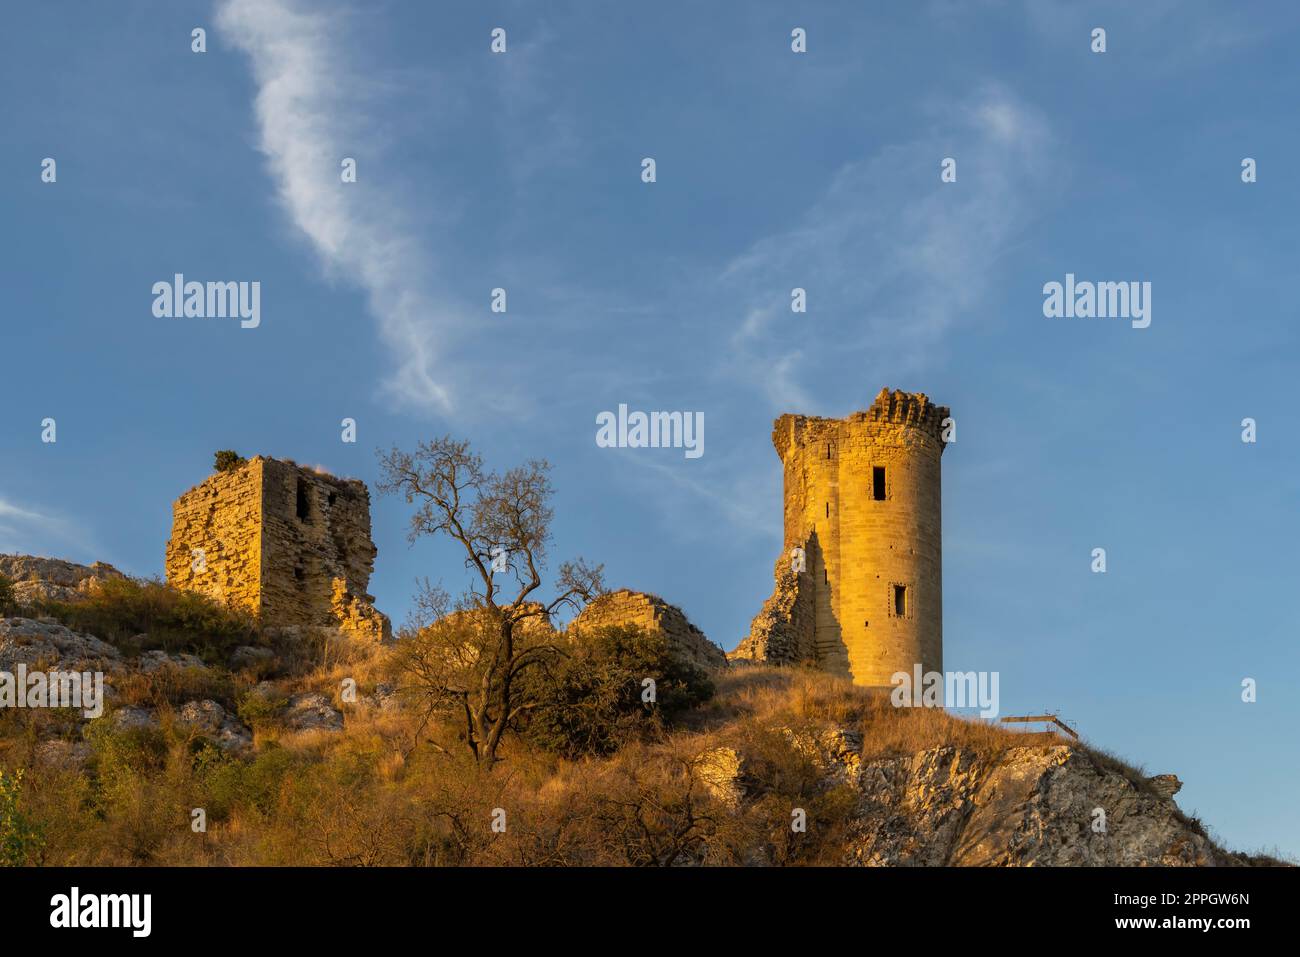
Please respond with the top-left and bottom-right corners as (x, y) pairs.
(773, 387), (951, 460)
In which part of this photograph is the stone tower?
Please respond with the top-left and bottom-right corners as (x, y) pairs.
(165, 456), (391, 642)
(731, 388), (950, 687)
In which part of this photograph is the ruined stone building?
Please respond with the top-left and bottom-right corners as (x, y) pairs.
(569, 589), (726, 672)
(165, 456), (391, 642)
(731, 388), (951, 687)
(438, 590), (726, 672)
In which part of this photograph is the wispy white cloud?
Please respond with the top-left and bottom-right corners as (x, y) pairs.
(607, 85), (1059, 541)
(0, 499), (44, 523)
(719, 84), (1055, 412)
(0, 495), (100, 560)
(613, 449), (778, 543)
(216, 0), (460, 414)
(492, 23), (582, 193)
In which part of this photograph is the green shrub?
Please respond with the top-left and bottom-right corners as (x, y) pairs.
(521, 624), (714, 758)
(203, 743), (301, 819)
(0, 575), (15, 615)
(31, 577), (257, 662)
(0, 769), (45, 866)
(84, 717), (169, 790)
(214, 450), (247, 473)
(236, 685), (288, 731)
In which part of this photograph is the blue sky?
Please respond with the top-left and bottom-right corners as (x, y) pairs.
(2, 1), (1298, 857)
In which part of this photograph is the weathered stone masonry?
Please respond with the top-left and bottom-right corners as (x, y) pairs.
(731, 388), (950, 687)
(165, 456), (391, 642)
(570, 589), (727, 672)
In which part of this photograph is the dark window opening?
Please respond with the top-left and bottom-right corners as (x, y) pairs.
(296, 479), (311, 522)
(293, 566), (305, 582)
(893, 584), (907, 617)
(327, 491), (337, 508)
(825, 501), (829, 518)
(872, 466), (887, 501)
(826, 442), (832, 459)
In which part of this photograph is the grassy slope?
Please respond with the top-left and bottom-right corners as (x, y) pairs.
(0, 581), (1290, 866)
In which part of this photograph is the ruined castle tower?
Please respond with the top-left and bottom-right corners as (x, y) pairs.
(165, 456), (391, 642)
(731, 388), (950, 687)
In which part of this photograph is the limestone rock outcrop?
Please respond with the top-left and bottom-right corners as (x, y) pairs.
(109, 706), (159, 733)
(0, 617), (122, 672)
(284, 692), (344, 732)
(569, 589), (726, 671)
(849, 745), (1218, 866)
(1148, 773), (1184, 801)
(0, 554), (126, 605)
(696, 731), (1228, 866)
(34, 739), (92, 769)
(137, 650), (208, 673)
(229, 645), (276, 672)
(694, 747), (746, 808)
(176, 699), (254, 754)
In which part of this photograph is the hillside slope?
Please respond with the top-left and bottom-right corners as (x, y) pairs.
(0, 556), (1283, 867)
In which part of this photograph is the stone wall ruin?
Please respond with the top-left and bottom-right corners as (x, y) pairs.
(165, 456), (390, 642)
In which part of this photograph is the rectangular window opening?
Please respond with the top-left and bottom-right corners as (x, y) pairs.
(872, 466), (887, 501)
(296, 478), (311, 522)
(893, 584), (907, 617)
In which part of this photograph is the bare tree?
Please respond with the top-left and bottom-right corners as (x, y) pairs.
(377, 437), (603, 766)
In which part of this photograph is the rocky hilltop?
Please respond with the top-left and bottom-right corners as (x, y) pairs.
(0, 555), (1281, 867)
(0, 554), (126, 604)
(698, 731), (1226, 866)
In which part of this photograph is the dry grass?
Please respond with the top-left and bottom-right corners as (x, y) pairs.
(1, 658), (1276, 867)
(704, 664), (1056, 761)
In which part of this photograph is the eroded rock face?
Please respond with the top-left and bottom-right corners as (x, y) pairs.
(137, 650), (208, 673)
(0, 555), (127, 605)
(364, 682), (400, 713)
(0, 617), (122, 672)
(569, 590), (726, 671)
(176, 699), (253, 754)
(93, 700), (253, 755)
(34, 739), (92, 770)
(1148, 773), (1183, 801)
(694, 747), (746, 809)
(284, 692), (343, 732)
(696, 731), (1223, 867)
(108, 706), (158, 733)
(229, 645), (276, 672)
(850, 745), (1220, 866)
(781, 727), (864, 787)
